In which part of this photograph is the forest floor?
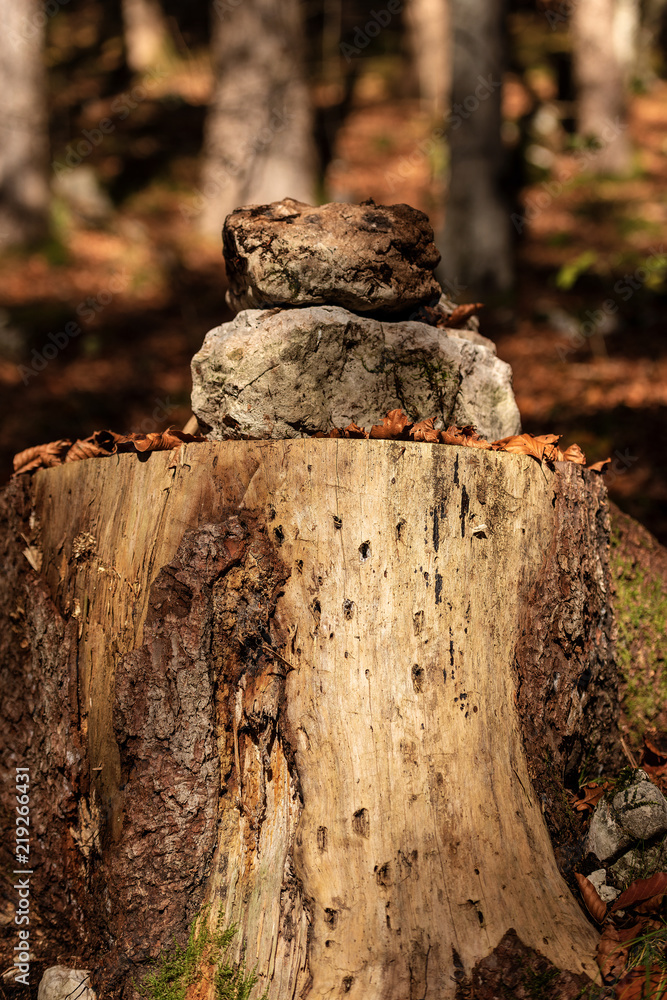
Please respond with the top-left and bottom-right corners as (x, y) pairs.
(0, 54), (665, 553)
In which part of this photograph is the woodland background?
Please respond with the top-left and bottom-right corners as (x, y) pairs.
(1, 0), (666, 548)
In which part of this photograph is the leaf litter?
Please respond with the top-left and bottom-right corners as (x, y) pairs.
(12, 410), (607, 475)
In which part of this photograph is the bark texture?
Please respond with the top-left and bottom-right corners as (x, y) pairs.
(223, 199), (441, 316)
(197, 0), (316, 237)
(438, 0), (512, 293)
(0, 0), (50, 246)
(0, 441), (616, 998)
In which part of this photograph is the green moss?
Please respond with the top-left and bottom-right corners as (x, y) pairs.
(137, 909), (267, 1000)
(611, 525), (667, 742)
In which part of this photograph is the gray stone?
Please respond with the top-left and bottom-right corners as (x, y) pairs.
(613, 772), (667, 841)
(38, 967), (95, 1000)
(586, 798), (632, 862)
(191, 305), (521, 442)
(587, 868), (620, 903)
(223, 198), (441, 315)
(609, 837), (667, 888)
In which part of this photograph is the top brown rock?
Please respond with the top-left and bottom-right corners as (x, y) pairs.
(223, 198), (442, 315)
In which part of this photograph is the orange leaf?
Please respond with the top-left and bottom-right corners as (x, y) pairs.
(492, 433), (551, 462)
(445, 302), (485, 328)
(440, 425), (492, 449)
(615, 965), (667, 1000)
(612, 873), (667, 914)
(410, 418), (440, 443)
(597, 925), (631, 980)
(342, 422), (368, 439)
(643, 737), (667, 766)
(561, 443), (587, 465)
(575, 872), (607, 923)
(13, 439), (72, 474)
(370, 409), (412, 439)
(573, 780), (613, 813)
(65, 430), (120, 463)
(589, 457), (612, 473)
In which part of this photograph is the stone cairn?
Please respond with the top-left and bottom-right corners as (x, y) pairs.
(191, 198), (521, 443)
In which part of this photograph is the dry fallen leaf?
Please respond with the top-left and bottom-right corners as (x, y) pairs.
(410, 418), (440, 443)
(341, 422), (369, 439)
(615, 965), (667, 1000)
(572, 780), (613, 813)
(13, 439), (72, 474)
(440, 425), (492, 449)
(492, 432), (562, 463)
(612, 873), (667, 914)
(561, 443), (587, 465)
(597, 924), (635, 981)
(589, 457), (612, 473)
(445, 303), (485, 328)
(12, 413), (592, 473)
(575, 872), (607, 923)
(66, 431), (118, 463)
(370, 409), (412, 439)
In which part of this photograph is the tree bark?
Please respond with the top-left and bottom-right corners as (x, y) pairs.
(404, 0), (451, 115)
(0, 440), (617, 997)
(438, 0), (513, 294)
(121, 0), (171, 74)
(571, 0), (632, 175)
(0, 0), (50, 246)
(196, 0), (317, 237)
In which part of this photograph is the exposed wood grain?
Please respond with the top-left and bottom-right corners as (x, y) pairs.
(0, 441), (611, 997)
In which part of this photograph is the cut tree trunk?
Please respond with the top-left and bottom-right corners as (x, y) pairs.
(0, 440), (617, 997)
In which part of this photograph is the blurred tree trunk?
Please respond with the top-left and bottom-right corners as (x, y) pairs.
(121, 0), (171, 73)
(0, 0), (50, 247)
(404, 0), (451, 115)
(197, 0), (317, 237)
(438, 0), (512, 294)
(571, 0), (632, 174)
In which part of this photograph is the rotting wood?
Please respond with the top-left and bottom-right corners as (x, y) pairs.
(0, 439), (614, 998)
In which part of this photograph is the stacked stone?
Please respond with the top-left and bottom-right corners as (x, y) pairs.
(191, 198), (521, 442)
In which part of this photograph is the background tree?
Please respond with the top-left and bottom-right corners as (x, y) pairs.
(404, 0), (451, 115)
(121, 0), (172, 73)
(438, 0), (512, 294)
(0, 0), (50, 247)
(571, 0), (632, 174)
(197, 0), (317, 236)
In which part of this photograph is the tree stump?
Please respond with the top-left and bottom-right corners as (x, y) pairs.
(0, 439), (617, 997)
